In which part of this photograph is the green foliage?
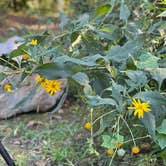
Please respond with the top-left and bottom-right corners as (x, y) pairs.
(156, 119), (166, 149)
(101, 134), (124, 149)
(135, 52), (159, 69)
(0, 0), (165, 164)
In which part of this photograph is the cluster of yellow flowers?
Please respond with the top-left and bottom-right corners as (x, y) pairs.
(84, 121), (140, 156)
(106, 145), (140, 156)
(22, 39), (38, 60)
(35, 75), (61, 96)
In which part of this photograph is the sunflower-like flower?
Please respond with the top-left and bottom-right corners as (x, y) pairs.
(35, 75), (61, 96)
(107, 149), (114, 155)
(84, 122), (91, 130)
(132, 146), (140, 154)
(31, 39), (38, 45)
(35, 75), (43, 83)
(43, 80), (61, 96)
(4, 84), (12, 93)
(128, 98), (151, 118)
(22, 54), (29, 61)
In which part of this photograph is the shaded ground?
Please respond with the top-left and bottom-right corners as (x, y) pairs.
(0, 102), (88, 166)
(0, 13), (57, 39)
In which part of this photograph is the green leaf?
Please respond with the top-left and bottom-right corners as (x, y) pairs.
(160, 149), (166, 165)
(93, 4), (111, 18)
(135, 52), (159, 69)
(94, 118), (108, 137)
(55, 55), (97, 67)
(82, 54), (108, 65)
(107, 40), (143, 63)
(95, 25), (121, 40)
(10, 44), (28, 58)
(125, 70), (147, 92)
(140, 112), (156, 137)
(148, 21), (165, 34)
(120, 1), (130, 21)
(83, 84), (94, 96)
(101, 134), (124, 149)
(101, 135), (116, 149)
(156, 134), (166, 149)
(157, 119), (166, 134)
(41, 48), (57, 57)
(35, 62), (73, 79)
(87, 95), (116, 106)
(72, 72), (89, 85)
(126, 71), (147, 84)
(115, 134), (124, 143)
(0, 73), (6, 82)
(145, 68), (166, 88)
(135, 91), (166, 106)
(59, 12), (69, 29)
(157, 11), (166, 17)
(77, 14), (89, 27)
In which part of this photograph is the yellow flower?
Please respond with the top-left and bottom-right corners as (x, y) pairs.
(43, 80), (61, 96)
(31, 39), (38, 45)
(115, 142), (122, 148)
(132, 146), (140, 154)
(22, 54), (29, 60)
(84, 122), (91, 130)
(35, 75), (43, 83)
(4, 84), (12, 93)
(107, 149), (114, 155)
(128, 98), (151, 118)
(13, 40), (18, 44)
(35, 75), (61, 96)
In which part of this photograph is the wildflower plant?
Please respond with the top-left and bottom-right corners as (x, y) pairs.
(0, 0), (166, 164)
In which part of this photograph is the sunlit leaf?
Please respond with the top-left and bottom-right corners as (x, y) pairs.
(93, 4), (111, 18)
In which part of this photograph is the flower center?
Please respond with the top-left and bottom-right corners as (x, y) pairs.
(137, 104), (143, 110)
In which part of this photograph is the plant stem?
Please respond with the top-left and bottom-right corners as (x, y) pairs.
(109, 148), (117, 166)
(0, 57), (19, 70)
(90, 108), (93, 139)
(92, 110), (115, 125)
(123, 135), (151, 144)
(120, 115), (136, 146)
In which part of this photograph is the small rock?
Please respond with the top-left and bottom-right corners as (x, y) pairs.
(0, 36), (24, 55)
(52, 115), (62, 120)
(27, 120), (44, 129)
(140, 142), (151, 152)
(13, 140), (22, 145)
(58, 109), (64, 114)
(0, 36), (68, 119)
(117, 148), (126, 157)
(0, 73), (67, 119)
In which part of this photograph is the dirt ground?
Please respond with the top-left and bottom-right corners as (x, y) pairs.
(0, 101), (87, 166)
(0, 13), (57, 39)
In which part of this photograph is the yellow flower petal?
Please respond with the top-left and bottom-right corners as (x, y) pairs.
(4, 84), (12, 93)
(31, 39), (38, 45)
(84, 122), (91, 130)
